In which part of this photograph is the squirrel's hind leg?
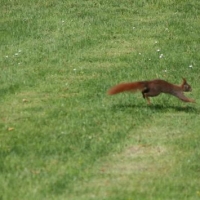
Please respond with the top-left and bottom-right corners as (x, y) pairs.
(142, 87), (150, 98)
(142, 88), (151, 104)
(145, 96), (151, 105)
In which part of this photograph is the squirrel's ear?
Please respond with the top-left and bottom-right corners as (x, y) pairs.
(182, 77), (187, 83)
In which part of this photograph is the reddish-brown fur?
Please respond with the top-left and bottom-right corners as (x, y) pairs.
(107, 78), (195, 104)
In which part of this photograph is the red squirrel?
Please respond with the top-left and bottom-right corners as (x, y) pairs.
(108, 78), (195, 104)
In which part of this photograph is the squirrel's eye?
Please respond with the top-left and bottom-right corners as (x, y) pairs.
(184, 85), (188, 89)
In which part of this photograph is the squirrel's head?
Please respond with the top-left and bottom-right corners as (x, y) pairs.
(181, 78), (192, 92)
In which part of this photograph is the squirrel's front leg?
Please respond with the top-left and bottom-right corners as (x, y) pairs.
(174, 92), (196, 103)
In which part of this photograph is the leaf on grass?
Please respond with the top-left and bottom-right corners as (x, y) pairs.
(22, 99), (28, 102)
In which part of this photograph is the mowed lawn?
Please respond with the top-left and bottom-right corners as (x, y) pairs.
(1, 0), (200, 199)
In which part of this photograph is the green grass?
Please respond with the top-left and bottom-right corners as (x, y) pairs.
(1, 0), (200, 199)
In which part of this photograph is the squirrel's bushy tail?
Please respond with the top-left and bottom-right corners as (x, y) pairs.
(108, 82), (145, 95)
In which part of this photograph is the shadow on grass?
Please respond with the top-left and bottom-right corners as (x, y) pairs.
(111, 103), (199, 113)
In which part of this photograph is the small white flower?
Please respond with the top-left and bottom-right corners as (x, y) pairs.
(15, 53), (18, 56)
(155, 41), (158, 44)
(18, 49), (22, 53)
(139, 53), (141, 55)
(159, 54), (164, 58)
(164, 69), (167, 73)
(133, 27), (135, 30)
(157, 49), (161, 52)
(165, 28), (169, 32)
(73, 68), (76, 71)
(18, 62), (21, 65)
(5, 55), (8, 58)
(62, 20), (64, 23)
(189, 65), (193, 68)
